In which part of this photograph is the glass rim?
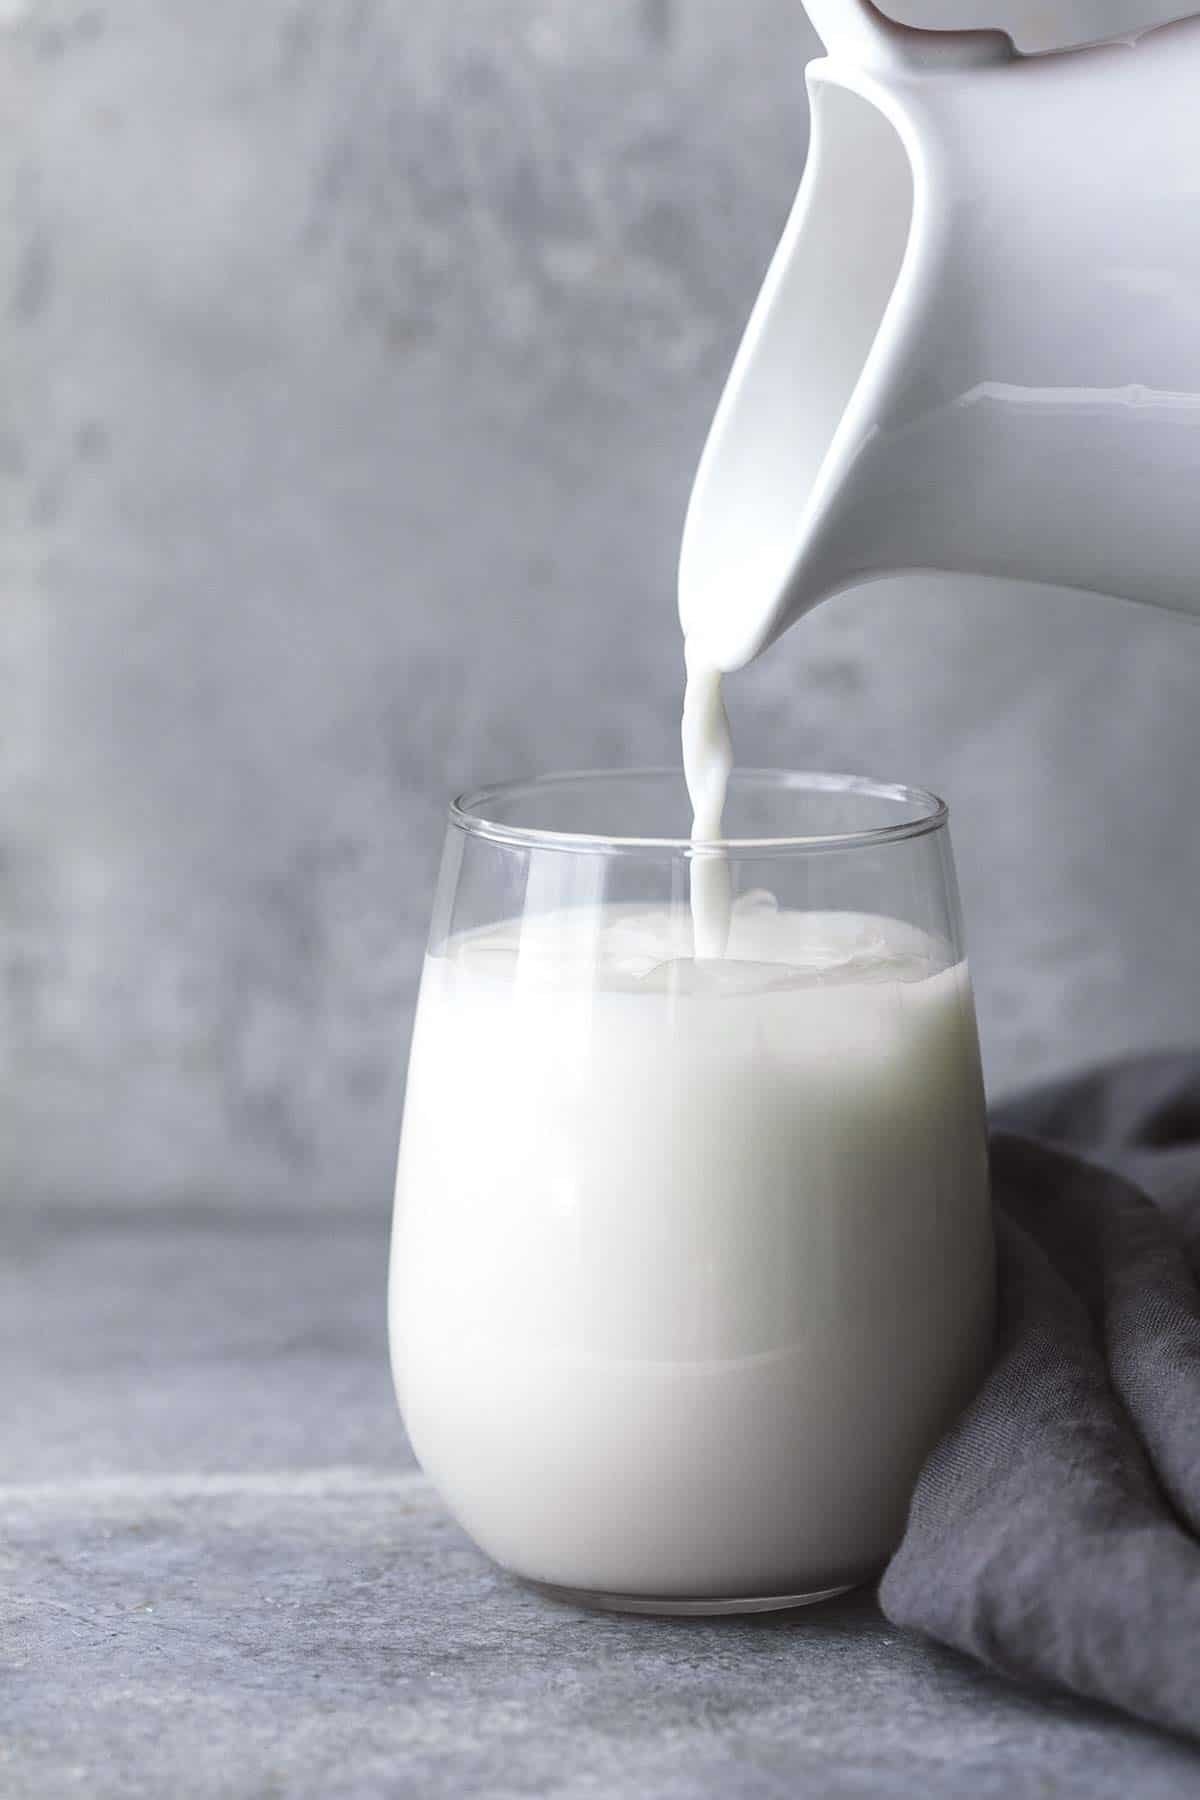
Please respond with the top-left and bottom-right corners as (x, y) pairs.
(449, 767), (949, 855)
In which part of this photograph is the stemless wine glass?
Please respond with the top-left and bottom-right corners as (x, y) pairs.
(389, 770), (994, 1615)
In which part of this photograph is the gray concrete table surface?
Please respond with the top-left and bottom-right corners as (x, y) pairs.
(4, 1202), (1200, 1800)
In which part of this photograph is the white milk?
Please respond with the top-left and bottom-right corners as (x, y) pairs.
(390, 899), (994, 1601)
(680, 643), (734, 958)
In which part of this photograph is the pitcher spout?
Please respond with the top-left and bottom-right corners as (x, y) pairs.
(679, 61), (927, 672)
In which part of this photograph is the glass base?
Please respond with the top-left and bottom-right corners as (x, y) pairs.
(525, 1578), (858, 1617)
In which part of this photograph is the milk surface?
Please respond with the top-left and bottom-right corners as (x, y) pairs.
(391, 899), (994, 1600)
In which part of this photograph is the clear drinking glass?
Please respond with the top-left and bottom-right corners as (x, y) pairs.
(389, 769), (994, 1615)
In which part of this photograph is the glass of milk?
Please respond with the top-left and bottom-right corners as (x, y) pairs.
(389, 769), (994, 1614)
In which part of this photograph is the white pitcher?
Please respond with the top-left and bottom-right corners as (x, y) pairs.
(679, 1), (1200, 672)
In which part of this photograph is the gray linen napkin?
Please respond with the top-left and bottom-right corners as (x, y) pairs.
(879, 1053), (1200, 1739)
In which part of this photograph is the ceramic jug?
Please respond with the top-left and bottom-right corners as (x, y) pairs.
(679, 0), (1200, 672)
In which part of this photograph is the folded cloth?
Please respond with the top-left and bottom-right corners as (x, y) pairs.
(880, 1053), (1200, 1741)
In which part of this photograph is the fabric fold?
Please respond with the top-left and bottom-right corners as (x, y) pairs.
(880, 1058), (1200, 1742)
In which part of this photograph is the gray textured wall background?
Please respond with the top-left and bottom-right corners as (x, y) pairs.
(7, 0), (1200, 1212)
